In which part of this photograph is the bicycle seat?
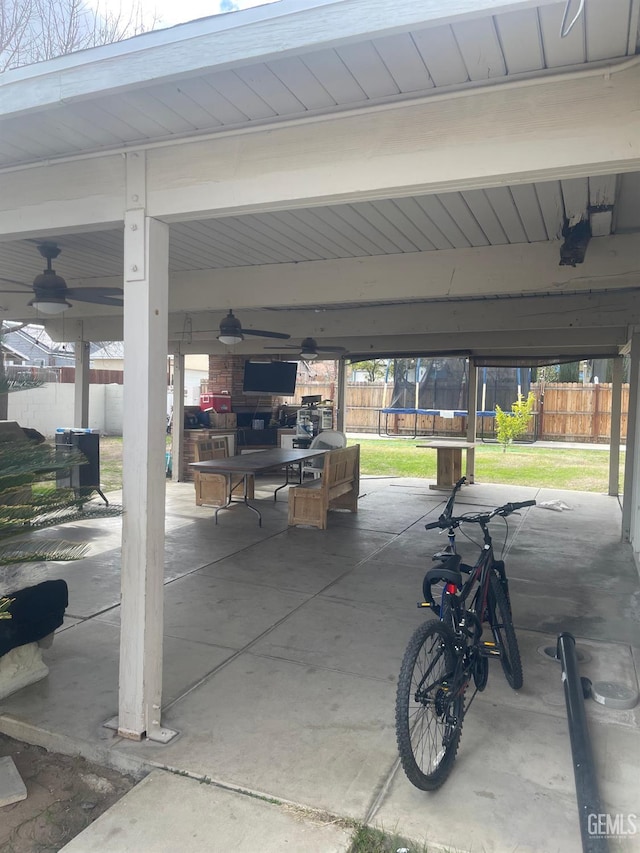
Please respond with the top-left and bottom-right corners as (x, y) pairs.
(425, 554), (462, 588)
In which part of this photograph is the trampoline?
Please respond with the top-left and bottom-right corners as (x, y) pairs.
(377, 407), (496, 438)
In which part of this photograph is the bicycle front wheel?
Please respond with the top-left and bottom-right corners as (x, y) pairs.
(395, 621), (463, 790)
(488, 572), (523, 689)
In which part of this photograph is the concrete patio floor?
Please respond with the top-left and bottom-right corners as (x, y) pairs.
(1, 474), (639, 852)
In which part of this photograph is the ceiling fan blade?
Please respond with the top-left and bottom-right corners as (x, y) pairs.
(67, 287), (124, 299)
(318, 346), (347, 352)
(0, 288), (33, 294)
(69, 292), (124, 306)
(263, 344), (298, 349)
(0, 277), (30, 289)
(242, 328), (291, 340)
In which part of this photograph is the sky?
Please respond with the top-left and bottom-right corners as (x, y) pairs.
(85, 0), (278, 29)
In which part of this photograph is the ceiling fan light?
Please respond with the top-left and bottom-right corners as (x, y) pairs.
(301, 349), (318, 360)
(218, 333), (243, 345)
(30, 297), (71, 315)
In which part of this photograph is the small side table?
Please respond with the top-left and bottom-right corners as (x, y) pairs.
(416, 441), (476, 489)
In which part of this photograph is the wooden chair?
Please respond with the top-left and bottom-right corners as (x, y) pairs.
(193, 437), (254, 507)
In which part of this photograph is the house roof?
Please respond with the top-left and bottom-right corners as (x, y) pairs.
(0, 0), (638, 170)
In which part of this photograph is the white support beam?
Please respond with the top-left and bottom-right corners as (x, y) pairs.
(171, 352), (185, 483)
(73, 340), (90, 429)
(609, 357), (623, 497)
(162, 235), (640, 317)
(0, 156), (125, 239)
(1, 63), (638, 238)
(622, 331), (640, 543)
(466, 359), (478, 483)
(147, 62), (640, 221)
(118, 215), (171, 742)
(336, 359), (347, 433)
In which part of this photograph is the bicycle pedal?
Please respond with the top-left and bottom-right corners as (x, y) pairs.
(417, 602), (433, 608)
(480, 641), (501, 657)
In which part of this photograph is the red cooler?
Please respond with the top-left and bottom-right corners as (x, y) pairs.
(200, 393), (232, 413)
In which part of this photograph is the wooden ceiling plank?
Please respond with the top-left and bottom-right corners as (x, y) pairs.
(414, 195), (472, 248)
(100, 93), (184, 137)
(267, 210), (356, 258)
(301, 49), (368, 103)
(357, 201), (422, 252)
(371, 32), (434, 92)
(223, 215), (319, 262)
(234, 63), (308, 114)
(63, 101), (146, 143)
(534, 180), (564, 239)
(249, 213), (328, 260)
(452, 17), (507, 79)
(181, 219), (286, 265)
(342, 202), (417, 253)
(335, 41), (399, 98)
(311, 206), (387, 255)
(266, 57), (336, 110)
(510, 183), (548, 241)
(392, 197), (451, 250)
(484, 186), (528, 242)
(204, 70), (277, 120)
(142, 86), (225, 132)
(461, 189), (509, 244)
(585, 0), (630, 61)
(436, 192), (491, 246)
(170, 224), (244, 268)
(178, 76), (250, 124)
(538, 3), (586, 67)
(287, 208), (363, 256)
(494, 8), (544, 74)
(410, 25), (469, 86)
(370, 199), (437, 251)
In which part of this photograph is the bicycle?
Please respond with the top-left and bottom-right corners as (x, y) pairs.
(395, 477), (535, 790)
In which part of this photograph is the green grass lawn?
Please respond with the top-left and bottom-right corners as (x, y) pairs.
(98, 435), (623, 494)
(350, 437), (624, 493)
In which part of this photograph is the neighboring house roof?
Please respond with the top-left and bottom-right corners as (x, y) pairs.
(1, 325), (75, 367)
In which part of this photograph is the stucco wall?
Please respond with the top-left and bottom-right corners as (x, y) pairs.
(7, 384), (124, 437)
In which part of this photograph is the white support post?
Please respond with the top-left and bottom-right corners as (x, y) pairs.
(336, 359), (347, 433)
(622, 332), (640, 543)
(118, 212), (174, 742)
(466, 359), (478, 484)
(74, 340), (90, 428)
(172, 352), (185, 482)
(609, 357), (623, 497)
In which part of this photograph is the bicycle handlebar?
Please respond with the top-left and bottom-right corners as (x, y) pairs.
(424, 498), (536, 530)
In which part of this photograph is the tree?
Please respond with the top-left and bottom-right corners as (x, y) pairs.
(350, 359), (390, 382)
(1, 0), (156, 71)
(494, 392), (535, 452)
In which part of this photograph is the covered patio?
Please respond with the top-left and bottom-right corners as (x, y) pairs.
(0, 475), (638, 851)
(1, 1), (640, 844)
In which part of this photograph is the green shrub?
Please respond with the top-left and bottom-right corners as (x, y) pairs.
(494, 392), (535, 452)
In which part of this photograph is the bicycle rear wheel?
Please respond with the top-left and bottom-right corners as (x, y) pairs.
(488, 572), (523, 689)
(395, 621), (463, 790)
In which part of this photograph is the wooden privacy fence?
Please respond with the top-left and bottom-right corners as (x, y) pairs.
(292, 382), (629, 443)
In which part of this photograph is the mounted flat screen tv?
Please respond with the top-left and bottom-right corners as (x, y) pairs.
(242, 361), (297, 396)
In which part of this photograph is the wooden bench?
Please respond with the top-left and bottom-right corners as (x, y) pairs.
(288, 444), (360, 530)
(193, 437), (254, 507)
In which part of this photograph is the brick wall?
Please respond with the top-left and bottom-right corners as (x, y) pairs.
(205, 354), (277, 413)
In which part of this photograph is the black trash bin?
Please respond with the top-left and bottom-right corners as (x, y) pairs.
(55, 428), (108, 505)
